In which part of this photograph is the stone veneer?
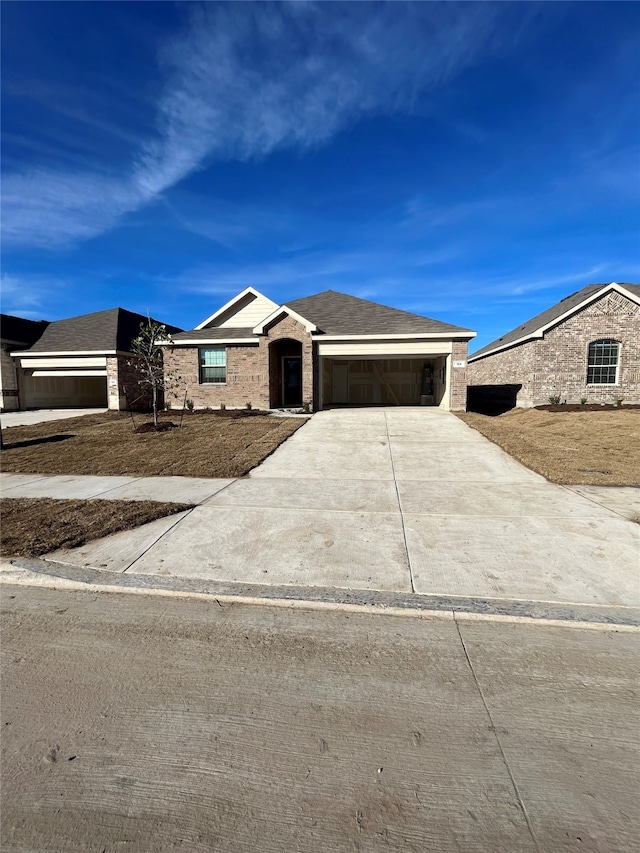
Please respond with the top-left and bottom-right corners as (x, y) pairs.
(467, 290), (640, 406)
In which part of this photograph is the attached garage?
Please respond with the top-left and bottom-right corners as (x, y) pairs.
(322, 356), (449, 407)
(11, 307), (182, 411)
(284, 291), (476, 411)
(316, 338), (457, 409)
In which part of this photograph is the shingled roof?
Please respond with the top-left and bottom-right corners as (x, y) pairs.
(21, 308), (182, 354)
(171, 327), (256, 342)
(286, 290), (474, 336)
(470, 282), (640, 361)
(0, 314), (49, 347)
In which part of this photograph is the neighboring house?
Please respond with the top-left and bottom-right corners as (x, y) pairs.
(467, 282), (640, 410)
(12, 308), (182, 411)
(164, 287), (476, 411)
(0, 314), (50, 411)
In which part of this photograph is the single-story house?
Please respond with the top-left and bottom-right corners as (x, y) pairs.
(163, 287), (476, 411)
(11, 307), (182, 411)
(1, 314), (50, 411)
(467, 281), (640, 410)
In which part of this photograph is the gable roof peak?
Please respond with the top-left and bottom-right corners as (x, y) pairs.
(195, 285), (277, 330)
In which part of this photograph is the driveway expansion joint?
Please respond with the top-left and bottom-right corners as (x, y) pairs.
(454, 615), (541, 853)
(384, 411), (415, 594)
(122, 507), (197, 574)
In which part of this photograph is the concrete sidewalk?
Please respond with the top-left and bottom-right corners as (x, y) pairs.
(19, 407), (638, 608)
(1, 472), (234, 504)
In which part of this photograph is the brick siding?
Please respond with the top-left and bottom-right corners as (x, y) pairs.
(468, 291), (640, 406)
(164, 314), (315, 411)
(0, 346), (20, 410)
(449, 341), (470, 411)
(107, 355), (154, 411)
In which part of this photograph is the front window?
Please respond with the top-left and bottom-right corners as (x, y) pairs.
(586, 340), (619, 385)
(199, 347), (226, 383)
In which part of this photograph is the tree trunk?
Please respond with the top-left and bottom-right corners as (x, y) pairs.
(152, 384), (158, 428)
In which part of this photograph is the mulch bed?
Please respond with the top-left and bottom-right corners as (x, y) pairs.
(0, 498), (192, 558)
(0, 411), (304, 478)
(536, 404), (640, 413)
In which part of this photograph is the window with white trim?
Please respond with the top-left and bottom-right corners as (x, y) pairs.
(586, 340), (619, 385)
(199, 347), (226, 383)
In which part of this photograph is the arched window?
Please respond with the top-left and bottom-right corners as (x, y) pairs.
(586, 340), (620, 385)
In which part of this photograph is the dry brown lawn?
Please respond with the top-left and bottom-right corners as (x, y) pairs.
(0, 411), (304, 478)
(457, 408), (640, 486)
(0, 498), (192, 558)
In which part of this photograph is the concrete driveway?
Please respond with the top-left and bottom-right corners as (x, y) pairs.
(0, 408), (106, 428)
(45, 408), (639, 608)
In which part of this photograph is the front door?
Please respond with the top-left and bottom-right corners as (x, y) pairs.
(282, 357), (302, 406)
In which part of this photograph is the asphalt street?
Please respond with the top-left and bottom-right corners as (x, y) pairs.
(2, 584), (638, 852)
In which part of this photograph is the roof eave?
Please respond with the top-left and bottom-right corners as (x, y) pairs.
(468, 282), (640, 362)
(253, 305), (317, 334)
(12, 349), (118, 357)
(163, 338), (259, 346)
(315, 331), (476, 341)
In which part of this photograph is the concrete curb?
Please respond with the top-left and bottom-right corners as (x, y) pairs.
(3, 558), (639, 629)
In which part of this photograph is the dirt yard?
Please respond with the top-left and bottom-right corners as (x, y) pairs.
(0, 411), (304, 478)
(458, 408), (640, 486)
(0, 498), (191, 557)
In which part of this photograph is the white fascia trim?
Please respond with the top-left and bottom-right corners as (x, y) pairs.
(164, 339), (259, 346)
(11, 350), (116, 357)
(194, 286), (277, 330)
(468, 282), (639, 362)
(315, 332), (476, 341)
(253, 305), (317, 334)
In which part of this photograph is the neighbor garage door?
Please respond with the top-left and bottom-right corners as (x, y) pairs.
(22, 375), (108, 408)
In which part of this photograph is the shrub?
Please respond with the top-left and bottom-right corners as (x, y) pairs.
(548, 394), (561, 405)
(246, 402), (252, 410)
(580, 397), (588, 405)
(186, 399), (194, 412)
(614, 397), (624, 408)
(220, 402), (226, 411)
(303, 401), (311, 413)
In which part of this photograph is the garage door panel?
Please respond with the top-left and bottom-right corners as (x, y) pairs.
(23, 376), (108, 408)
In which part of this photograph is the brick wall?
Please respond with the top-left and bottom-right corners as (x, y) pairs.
(107, 355), (154, 411)
(467, 343), (536, 407)
(164, 345), (267, 410)
(449, 341), (470, 411)
(164, 314), (315, 411)
(468, 290), (640, 406)
(0, 346), (20, 410)
(260, 315), (314, 410)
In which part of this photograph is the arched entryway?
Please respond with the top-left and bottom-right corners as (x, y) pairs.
(269, 339), (303, 408)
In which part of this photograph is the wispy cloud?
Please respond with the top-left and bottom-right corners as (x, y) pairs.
(0, 272), (65, 318)
(2, 2), (515, 249)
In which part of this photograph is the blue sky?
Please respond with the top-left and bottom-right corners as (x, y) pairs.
(2, 1), (639, 351)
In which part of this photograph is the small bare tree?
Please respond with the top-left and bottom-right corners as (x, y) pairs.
(128, 319), (177, 428)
